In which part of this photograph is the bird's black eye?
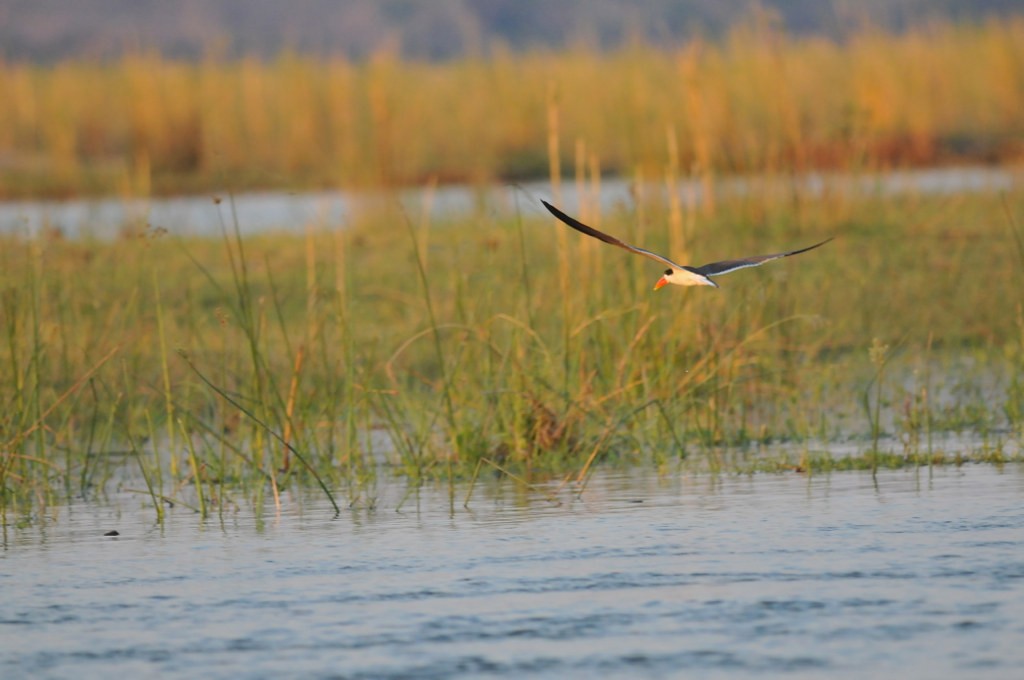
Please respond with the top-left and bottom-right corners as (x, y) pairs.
(664, 269), (672, 276)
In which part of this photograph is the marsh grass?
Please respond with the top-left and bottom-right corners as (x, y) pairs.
(1, 17), (1023, 199)
(5, 15), (1023, 524)
(1, 183), (1023, 520)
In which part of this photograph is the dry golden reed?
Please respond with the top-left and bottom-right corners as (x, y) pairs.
(0, 16), (1022, 198)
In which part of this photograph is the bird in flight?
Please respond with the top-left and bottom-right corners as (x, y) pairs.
(541, 200), (832, 290)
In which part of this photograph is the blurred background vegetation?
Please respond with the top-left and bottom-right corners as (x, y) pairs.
(0, 3), (1022, 198)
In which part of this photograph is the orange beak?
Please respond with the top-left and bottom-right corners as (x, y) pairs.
(653, 277), (668, 291)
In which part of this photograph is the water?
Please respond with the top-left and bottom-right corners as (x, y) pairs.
(3, 465), (1023, 678)
(0, 165), (1019, 239)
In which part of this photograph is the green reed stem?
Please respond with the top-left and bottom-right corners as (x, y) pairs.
(126, 428), (164, 524)
(178, 350), (340, 515)
(153, 271), (176, 471)
(180, 418), (207, 519)
(400, 209), (459, 508)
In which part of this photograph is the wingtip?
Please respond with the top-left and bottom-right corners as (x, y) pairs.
(540, 199), (563, 219)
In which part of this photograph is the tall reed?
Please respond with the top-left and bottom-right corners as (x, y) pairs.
(1, 17), (1022, 198)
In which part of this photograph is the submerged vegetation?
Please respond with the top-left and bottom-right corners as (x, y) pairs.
(0, 16), (1023, 198)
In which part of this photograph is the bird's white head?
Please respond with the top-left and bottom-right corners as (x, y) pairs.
(653, 267), (718, 290)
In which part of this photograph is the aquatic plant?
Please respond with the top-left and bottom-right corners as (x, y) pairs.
(1, 185), (1022, 521)
(3, 12), (1024, 520)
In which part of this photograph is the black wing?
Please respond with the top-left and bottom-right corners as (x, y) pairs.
(693, 238), (833, 277)
(541, 200), (683, 270)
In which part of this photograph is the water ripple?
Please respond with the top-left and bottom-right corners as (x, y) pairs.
(2, 465), (1022, 678)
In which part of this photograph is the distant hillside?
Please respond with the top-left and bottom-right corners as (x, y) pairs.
(2, 0), (1022, 61)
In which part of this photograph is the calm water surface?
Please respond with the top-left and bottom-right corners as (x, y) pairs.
(1, 165), (1019, 238)
(2, 465), (1023, 679)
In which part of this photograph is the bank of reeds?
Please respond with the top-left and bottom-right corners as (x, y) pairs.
(1, 184), (1022, 520)
(1, 16), (1023, 198)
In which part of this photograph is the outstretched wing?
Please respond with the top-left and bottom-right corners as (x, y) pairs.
(541, 200), (683, 270)
(693, 238), (833, 278)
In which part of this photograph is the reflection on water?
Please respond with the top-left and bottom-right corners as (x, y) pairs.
(2, 465), (1023, 678)
(0, 165), (1020, 239)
